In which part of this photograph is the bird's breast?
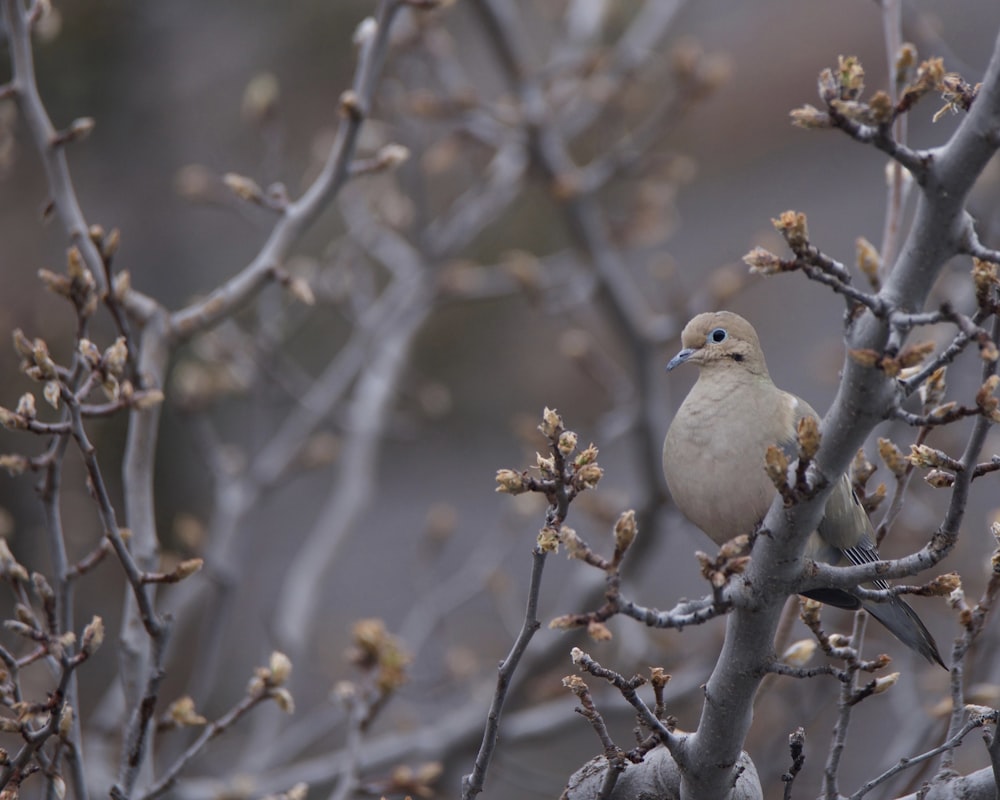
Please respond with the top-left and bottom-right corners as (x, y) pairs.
(663, 378), (791, 543)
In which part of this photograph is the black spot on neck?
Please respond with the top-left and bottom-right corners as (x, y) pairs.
(729, 353), (744, 363)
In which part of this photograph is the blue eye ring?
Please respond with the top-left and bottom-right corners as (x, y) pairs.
(709, 327), (728, 344)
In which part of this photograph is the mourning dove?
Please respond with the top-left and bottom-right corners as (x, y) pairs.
(662, 311), (945, 667)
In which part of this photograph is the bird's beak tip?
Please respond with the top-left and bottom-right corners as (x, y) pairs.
(666, 348), (695, 372)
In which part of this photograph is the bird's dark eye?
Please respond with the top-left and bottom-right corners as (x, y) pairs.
(709, 327), (728, 343)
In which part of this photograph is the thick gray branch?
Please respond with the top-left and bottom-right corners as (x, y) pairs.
(677, 29), (1000, 800)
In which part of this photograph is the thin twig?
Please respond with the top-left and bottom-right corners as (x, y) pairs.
(326, 692), (367, 800)
(0, 0), (107, 294)
(37, 428), (89, 800)
(169, 0), (409, 341)
(821, 613), (869, 799)
(987, 722), (1000, 800)
(849, 716), (989, 799)
(460, 547), (547, 799)
(782, 727), (806, 800)
(470, 0), (673, 557)
(572, 650), (679, 750)
(136, 690), (279, 800)
(877, 0), (910, 278)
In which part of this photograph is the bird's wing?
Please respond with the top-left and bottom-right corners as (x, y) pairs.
(840, 536), (893, 592)
(777, 392), (877, 559)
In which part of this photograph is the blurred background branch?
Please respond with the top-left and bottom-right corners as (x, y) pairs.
(0, 1), (998, 799)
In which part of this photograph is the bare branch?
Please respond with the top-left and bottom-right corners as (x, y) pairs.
(460, 547), (547, 800)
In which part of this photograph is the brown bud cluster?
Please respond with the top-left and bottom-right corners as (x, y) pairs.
(13, 329), (57, 382)
(586, 620), (612, 642)
(818, 56), (865, 104)
(348, 618), (409, 694)
(557, 430), (578, 456)
(764, 445), (789, 494)
(848, 348), (880, 369)
(877, 438), (907, 477)
(0, 455), (27, 476)
(536, 525), (560, 554)
(848, 346), (931, 377)
(772, 210), (809, 251)
(851, 447), (877, 487)
(924, 469), (954, 488)
(538, 406), (563, 439)
(796, 415), (821, 461)
(799, 597), (822, 627)
(743, 246), (789, 276)
(924, 572), (962, 596)
(223, 172), (263, 203)
(789, 104), (832, 129)
(495, 469), (527, 495)
(38, 245), (99, 316)
(535, 452), (557, 478)
(81, 615), (104, 656)
(898, 57), (945, 110)
(866, 91), (895, 124)
(975, 375), (1000, 422)
(897, 341), (935, 369)
(696, 537), (751, 590)
(934, 72), (979, 121)
(973, 258), (1000, 309)
(919, 366), (948, 410)
(908, 444), (955, 470)
(165, 695), (208, 727)
(855, 237), (881, 287)
(378, 763), (443, 800)
(575, 462), (603, 489)
(613, 510), (637, 556)
(782, 639), (818, 667)
(558, 526), (587, 560)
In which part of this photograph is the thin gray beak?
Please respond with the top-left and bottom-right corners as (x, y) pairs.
(665, 347), (695, 372)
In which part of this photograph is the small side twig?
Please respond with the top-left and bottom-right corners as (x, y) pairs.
(135, 654), (294, 800)
(782, 727), (806, 800)
(465, 408), (606, 799)
(849, 714), (996, 800)
(570, 649), (678, 750)
(562, 675), (631, 800)
(460, 547), (547, 800)
(939, 530), (1000, 775)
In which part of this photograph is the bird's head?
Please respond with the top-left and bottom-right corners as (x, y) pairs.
(666, 311), (770, 377)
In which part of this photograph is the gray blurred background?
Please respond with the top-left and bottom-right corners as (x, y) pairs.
(1, 1), (1000, 798)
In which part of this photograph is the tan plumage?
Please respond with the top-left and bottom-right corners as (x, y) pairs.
(663, 311), (944, 667)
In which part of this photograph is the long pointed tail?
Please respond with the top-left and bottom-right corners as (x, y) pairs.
(862, 596), (946, 669)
